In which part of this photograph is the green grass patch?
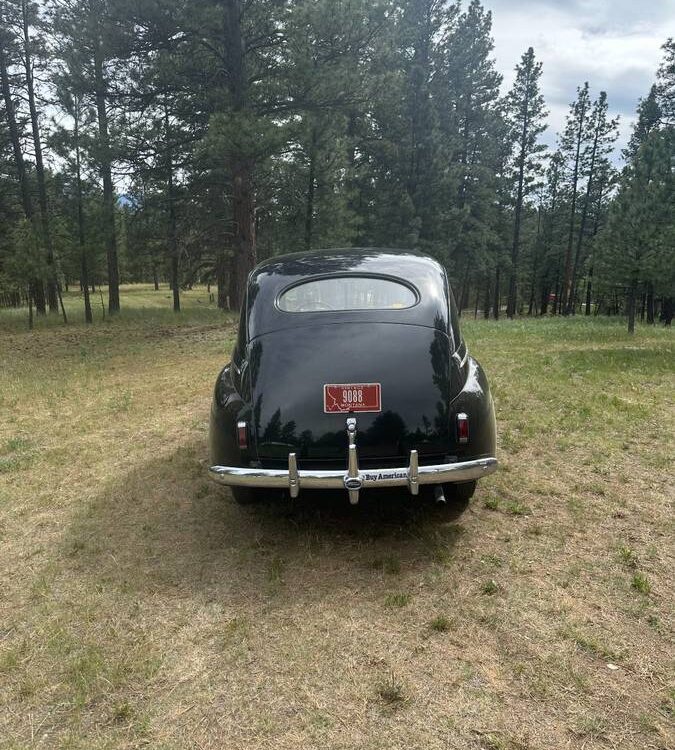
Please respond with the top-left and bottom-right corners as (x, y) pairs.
(385, 592), (411, 608)
(0, 290), (672, 749)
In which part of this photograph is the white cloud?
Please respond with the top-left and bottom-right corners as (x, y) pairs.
(482, 0), (673, 157)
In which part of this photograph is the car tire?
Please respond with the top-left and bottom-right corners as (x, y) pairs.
(448, 480), (477, 503)
(442, 480), (477, 514)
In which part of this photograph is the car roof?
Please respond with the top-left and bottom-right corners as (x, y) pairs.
(246, 248), (453, 341)
(251, 248), (445, 282)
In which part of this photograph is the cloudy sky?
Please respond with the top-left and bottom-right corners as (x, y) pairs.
(482, 0), (673, 158)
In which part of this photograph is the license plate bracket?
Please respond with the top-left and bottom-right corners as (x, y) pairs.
(324, 383), (381, 413)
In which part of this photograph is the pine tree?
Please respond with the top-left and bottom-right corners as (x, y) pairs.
(598, 129), (674, 333)
(504, 46), (547, 318)
(558, 82), (592, 314)
(656, 38), (674, 125)
(437, 0), (503, 307)
(49, 0), (132, 315)
(51, 83), (94, 323)
(566, 91), (618, 314)
(537, 150), (565, 315)
(0, 0), (48, 314)
(19, 0), (64, 316)
(582, 154), (614, 316)
(623, 85), (661, 161)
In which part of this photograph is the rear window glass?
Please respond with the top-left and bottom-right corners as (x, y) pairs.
(278, 276), (417, 313)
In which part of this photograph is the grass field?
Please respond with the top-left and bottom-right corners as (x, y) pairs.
(0, 285), (673, 750)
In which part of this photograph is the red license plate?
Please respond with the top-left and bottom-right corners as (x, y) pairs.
(324, 383), (381, 413)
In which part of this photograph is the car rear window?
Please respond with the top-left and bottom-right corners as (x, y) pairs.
(277, 276), (417, 313)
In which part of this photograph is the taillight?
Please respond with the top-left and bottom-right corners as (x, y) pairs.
(456, 413), (469, 443)
(237, 421), (248, 449)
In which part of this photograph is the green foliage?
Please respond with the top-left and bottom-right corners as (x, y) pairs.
(0, 0), (672, 325)
(6, 220), (47, 285)
(597, 129), (674, 306)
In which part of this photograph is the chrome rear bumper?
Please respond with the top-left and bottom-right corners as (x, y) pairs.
(208, 416), (497, 504)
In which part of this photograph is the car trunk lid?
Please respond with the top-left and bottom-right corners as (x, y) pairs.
(247, 322), (463, 466)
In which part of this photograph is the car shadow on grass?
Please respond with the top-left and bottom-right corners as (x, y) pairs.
(64, 438), (470, 604)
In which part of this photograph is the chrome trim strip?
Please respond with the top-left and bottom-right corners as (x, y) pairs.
(208, 456), (498, 492)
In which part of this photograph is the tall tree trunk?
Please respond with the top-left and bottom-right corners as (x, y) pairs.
(566, 134), (600, 316)
(74, 101), (92, 324)
(458, 259), (471, 317)
(304, 126), (317, 252)
(228, 159), (256, 311)
(627, 273), (638, 334)
(493, 265), (500, 320)
(224, 0), (256, 311)
(165, 107), (180, 312)
(27, 282), (33, 329)
(527, 206), (542, 316)
(646, 283), (655, 324)
(561, 96), (589, 314)
(583, 177), (605, 317)
(540, 284), (549, 315)
(584, 264), (593, 316)
(93, 40), (120, 314)
(483, 275), (491, 319)
(507, 104), (529, 318)
(0, 23), (45, 314)
(217, 252), (228, 309)
(21, 0), (59, 315)
(551, 261), (561, 316)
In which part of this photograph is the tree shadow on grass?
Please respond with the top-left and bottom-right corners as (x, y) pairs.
(64, 438), (470, 606)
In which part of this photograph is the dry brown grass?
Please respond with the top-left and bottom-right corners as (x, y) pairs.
(0, 286), (673, 749)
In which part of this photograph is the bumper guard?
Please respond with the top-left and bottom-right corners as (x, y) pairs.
(209, 417), (497, 504)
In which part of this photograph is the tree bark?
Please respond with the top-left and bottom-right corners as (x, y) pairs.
(0, 22), (45, 314)
(507, 99), (529, 318)
(483, 275), (491, 319)
(27, 282), (33, 329)
(74, 100), (92, 324)
(540, 284), (549, 315)
(627, 274), (638, 334)
(646, 283), (655, 324)
(561, 95), (589, 314)
(228, 159), (256, 311)
(93, 37), (120, 314)
(566, 130), (600, 316)
(224, 0), (256, 311)
(458, 259), (471, 317)
(165, 107), (180, 312)
(527, 205), (542, 316)
(21, 0), (59, 315)
(304, 126), (317, 252)
(493, 265), (500, 320)
(584, 264), (593, 316)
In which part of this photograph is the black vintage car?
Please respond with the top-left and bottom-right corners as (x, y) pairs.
(208, 249), (497, 506)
